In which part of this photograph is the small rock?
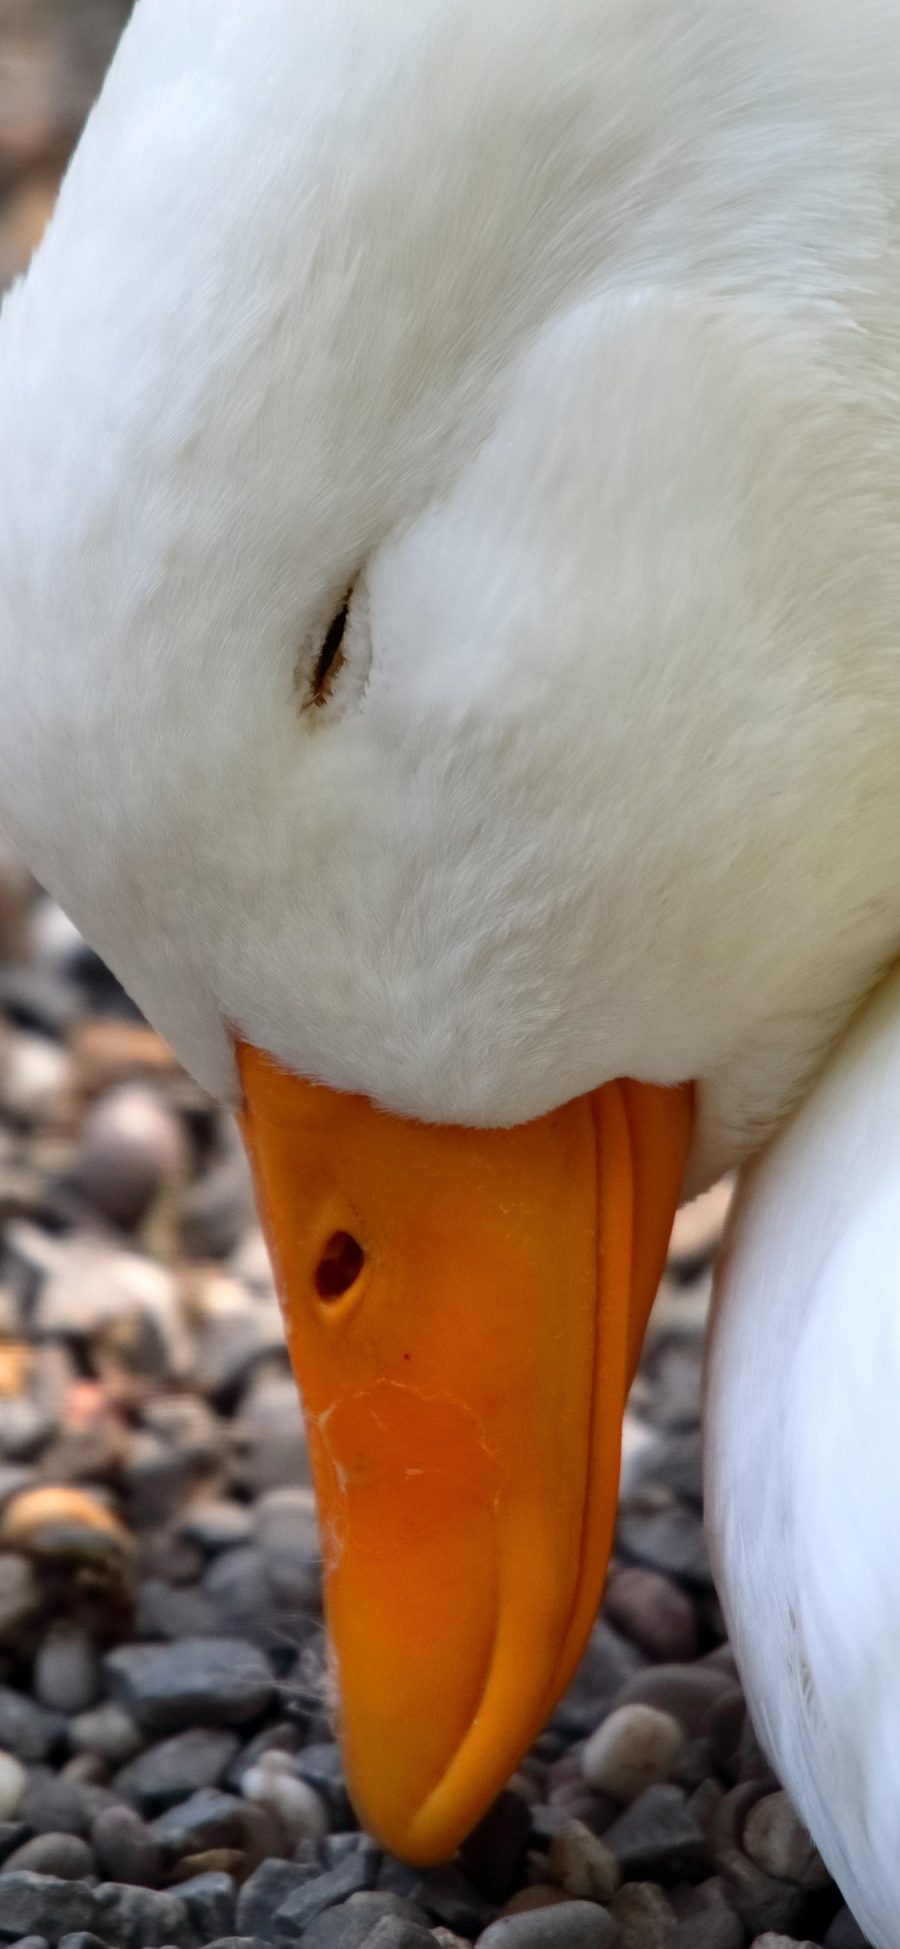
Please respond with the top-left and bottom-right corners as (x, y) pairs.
(0, 1403), (55, 1466)
(0, 1556), (40, 1645)
(603, 1783), (710, 1883)
(91, 1882), (190, 1949)
(604, 1566), (698, 1662)
(751, 1939), (819, 1948)
(236, 1858), (321, 1937)
(554, 1621), (644, 1737)
(0, 1033), (73, 1127)
(34, 1626), (99, 1716)
(179, 1501), (254, 1555)
(150, 1788), (248, 1860)
(614, 1664), (736, 1739)
(294, 1744), (353, 1824)
(0, 1487), (134, 1610)
(69, 1705), (143, 1768)
(302, 1897), (432, 1949)
(2, 1835), (93, 1880)
(74, 1085), (189, 1229)
(477, 1902), (618, 1947)
(58, 1938), (110, 1949)
(616, 1504), (711, 1583)
(0, 1693), (58, 1765)
(20, 1775), (92, 1838)
(0, 1873), (94, 1939)
(175, 1870), (236, 1941)
(274, 1845), (381, 1934)
(241, 1762), (327, 1844)
(743, 1792), (830, 1889)
(115, 1727), (240, 1813)
(719, 1848), (808, 1937)
(231, 1375), (309, 1496)
(546, 1822), (619, 1902)
(670, 1912), (743, 1949)
(609, 1882), (676, 1949)
(91, 1804), (160, 1888)
(582, 1704), (683, 1802)
(362, 1925), (434, 1949)
(0, 1753), (27, 1820)
(105, 1637), (274, 1731)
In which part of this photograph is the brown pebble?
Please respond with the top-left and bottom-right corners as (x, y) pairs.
(604, 1565), (698, 1662)
(546, 1821), (620, 1901)
(582, 1704), (683, 1802)
(74, 1083), (189, 1228)
(743, 1791), (830, 1890)
(500, 1886), (569, 1916)
(610, 1882), (676, 1949)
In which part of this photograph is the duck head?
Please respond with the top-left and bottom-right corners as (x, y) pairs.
(2, 0), (900, 1864)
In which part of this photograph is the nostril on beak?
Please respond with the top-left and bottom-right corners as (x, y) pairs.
(315, 1231), (366, 1300)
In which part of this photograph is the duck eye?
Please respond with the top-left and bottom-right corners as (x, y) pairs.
(307, 595), (351, 709)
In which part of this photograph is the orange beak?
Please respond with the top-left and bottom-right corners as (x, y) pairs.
(236, 1040), (691, 1864)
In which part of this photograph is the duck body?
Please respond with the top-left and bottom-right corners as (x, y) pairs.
(708, 961), (900, 1945)
(2, 0), (900, 1919)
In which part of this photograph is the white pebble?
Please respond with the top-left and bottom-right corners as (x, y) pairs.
(0, 1748), (27, 1819)
(582, 1701), (683, 1801)
(241, 1763), (328, 1842)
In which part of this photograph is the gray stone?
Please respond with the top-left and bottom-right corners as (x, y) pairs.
(603, 1783), (710, 1883)
(204, 1941), (268, 1949)
(718, 1849), (808, 1937)
(91, 1804), (160, 1888)
(34, 1628), (100, 1717)
(151, 1787), (249, 1859)
(408, 1865), (494, 1938)
(74, 1085), (189, 1230)
(0, 1405), (54, 1466)
(301, 1894), (430, 1949)
(0, 1874), (94, 1940)
(615, 1664), (737, 1739)
(69, 1705), (143, 1768)
(478, 1903), (618, 1947)
(0, 1690), (60, 1763)
(92, 1882), (191, 1949)
(1, 1835), (93, 1881)
(104, 1637), (274, 1730)
(20, 1778), (92, 1839)
(545, 1822), (619, 1902)
(174, 1870), (236, 1940)
(553, 1621), (643, 1736)
(0, 1558), (40, 1645)
(0, 1826), (29, 1863)
(58, 1938), (110, 1949)
(670, 1913), (743, 1949)
(254, 1490), (320, 1611)
(236, 1859), (321, 1937)
(115, 1727), (240, 1812)
(360, 1926), (433, 1949)
(231, 1376), (309, 1497)
(132, 1577), (219, 1643)
(179, 1501), (254, 1555)
(617, 1505), (711, 1584)
(274, 1846), (380, 1934)
(6, 1939), (50, 1949)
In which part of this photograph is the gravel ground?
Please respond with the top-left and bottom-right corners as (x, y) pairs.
(0, 10), (874, 1947)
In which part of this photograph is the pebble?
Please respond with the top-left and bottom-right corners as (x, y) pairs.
(460, 1790), (532, 1903)
(104, 1636), (274, 1730)
(743, 1790), (830, 1889)
(603, 1566), (698, 1662)
(477, 1903), (618, 1947)
(19, 1775), (93, 1839)
(34, 1625), (100, 1715)
(582, 1703), (683, 1802)
(609, 1882), (676, 1948)
(603, 1784), (710, 1883)
(91, 1803), (161, 1887)
(0, 1752), (27, 1820)
(74, 1084), (189, 1229)
(241, 1761), (328, 1844)
(718, 1848), (808, 1937)
(616, 1503), (711, 1583)
(546, 1822), (619, 1902)
(0, 1873), (94, 1939)
(751, 1939), (819, 1948)
(179, 1499), (255, 1554)
(670, 1913), (743, 1949)
(274, 1844), (381, 1934)
(91, 1881), (191, 1949)
(69, 1704), (143, 1768)
(1, 1833), (94, 1880)
(0, 1556), (40, 1646)
(236, 1858), (323, 1937)
(116, 1727), (240, 1812)
(231, 1374), (310, 1496)
(614, 1663), (736, 1739)
(174, 1869), (237, 1940)
(824, 1908), (871, 1948)
(150, 1786), (250, 1860)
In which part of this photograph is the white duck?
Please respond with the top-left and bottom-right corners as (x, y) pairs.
(3, 0), (900, 1931)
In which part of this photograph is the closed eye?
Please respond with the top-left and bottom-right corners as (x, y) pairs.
(305, 591), (352, 710)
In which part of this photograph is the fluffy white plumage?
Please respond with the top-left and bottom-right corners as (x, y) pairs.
(3, 0), (900, 1932)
